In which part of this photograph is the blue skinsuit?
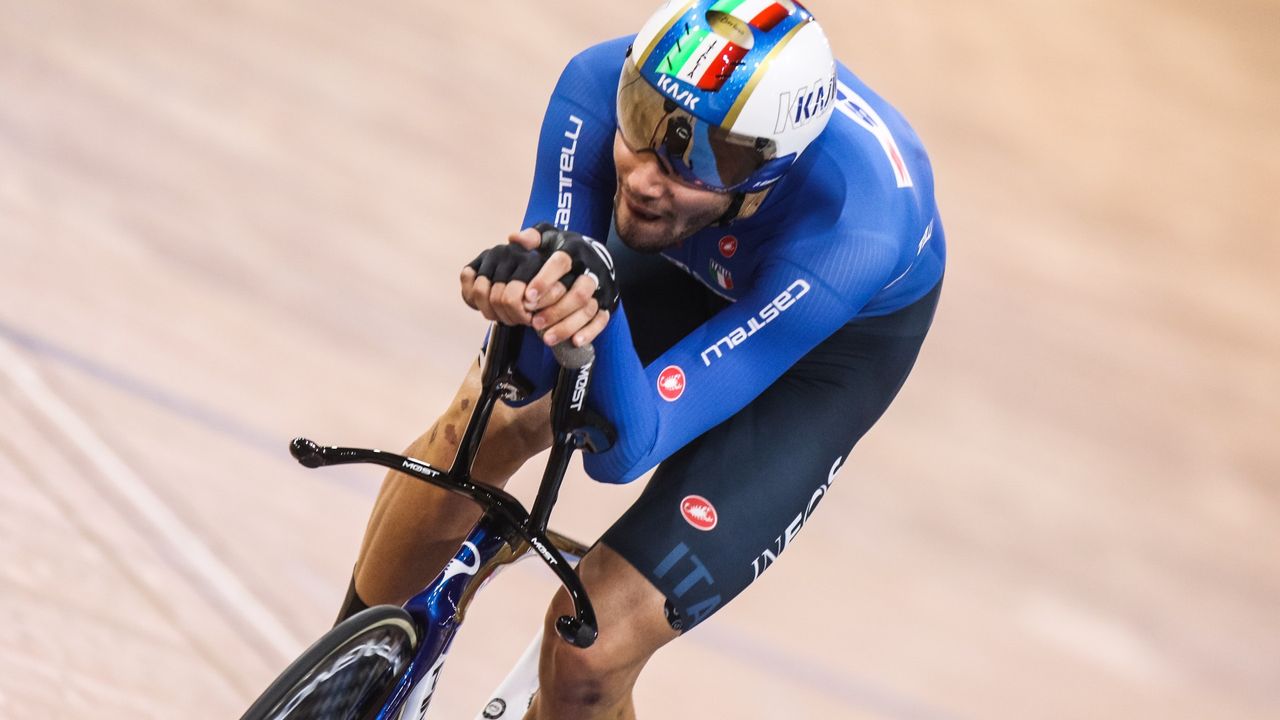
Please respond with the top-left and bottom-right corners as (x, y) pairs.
(514, 37), (946, 485)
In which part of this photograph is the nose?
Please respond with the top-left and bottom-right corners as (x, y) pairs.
(626, 151), (669, 199)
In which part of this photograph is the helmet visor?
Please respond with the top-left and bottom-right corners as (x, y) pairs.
(617, 57), (794, 193)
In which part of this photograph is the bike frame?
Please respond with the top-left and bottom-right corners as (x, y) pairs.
(383, 517), (534, 719)
(287, 323), (611, 719)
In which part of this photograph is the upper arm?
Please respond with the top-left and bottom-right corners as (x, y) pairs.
(520, 40), (626, 238)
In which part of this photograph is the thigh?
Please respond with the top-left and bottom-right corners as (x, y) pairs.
(601, 281), (942, 630)
(356, 358), (552, 603)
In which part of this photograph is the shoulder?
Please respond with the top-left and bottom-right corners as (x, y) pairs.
(778, 64), (936, 221)
(828, 63), (935, 195)
(555, 36), (633, 100)
(569, 35), (633, 68)
(748, 64), (942, 288)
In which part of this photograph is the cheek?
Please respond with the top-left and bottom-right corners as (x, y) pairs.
(671, 186), (732, 222)
(612, 132), (634, 175)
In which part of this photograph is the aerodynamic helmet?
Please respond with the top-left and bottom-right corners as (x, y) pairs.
(617, 0), (837, 203)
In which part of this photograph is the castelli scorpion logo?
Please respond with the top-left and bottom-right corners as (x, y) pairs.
(680, 495), (718, 531)
(657, 365), (687, 402)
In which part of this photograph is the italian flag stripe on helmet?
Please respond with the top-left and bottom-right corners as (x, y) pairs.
(720, 17), (808, 129)
(637, 0), (698, 67)
(711, 0), (791, 31)
(659, 26), (712, 77)
(698, 43), (749, 90)
(659, 30), (750, 91)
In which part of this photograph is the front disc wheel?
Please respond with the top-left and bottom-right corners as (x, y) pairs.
(240, 605), (419, 720)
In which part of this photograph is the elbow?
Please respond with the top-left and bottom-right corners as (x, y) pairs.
(582, 452), (646, 485)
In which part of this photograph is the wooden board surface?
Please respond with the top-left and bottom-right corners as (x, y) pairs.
(1, 1), (1277, 718)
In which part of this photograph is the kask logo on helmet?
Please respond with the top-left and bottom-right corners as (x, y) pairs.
(655, 74), (702, 112)
(776, 75), (837, 133)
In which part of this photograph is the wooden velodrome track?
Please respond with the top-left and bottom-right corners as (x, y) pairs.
(1, 1), (1277, 718)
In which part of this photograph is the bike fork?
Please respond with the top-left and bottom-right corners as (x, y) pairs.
(383, 521), (513, 720)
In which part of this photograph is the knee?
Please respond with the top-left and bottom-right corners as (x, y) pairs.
(538, 610), (640, 710)
(533, 545), (676, 714)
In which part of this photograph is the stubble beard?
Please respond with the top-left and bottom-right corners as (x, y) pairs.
(612, 193), (731, 255)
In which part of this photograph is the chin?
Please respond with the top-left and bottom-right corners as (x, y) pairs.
(615, 208), (675, 254)
(618, 226), (670, 254)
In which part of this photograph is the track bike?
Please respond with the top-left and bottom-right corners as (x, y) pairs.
(240, 322), (614, 720)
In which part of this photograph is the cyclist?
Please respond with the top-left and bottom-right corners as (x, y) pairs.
(340, 2), (945, 718)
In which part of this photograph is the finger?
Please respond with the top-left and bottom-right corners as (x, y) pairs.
(477, 250), (501, 278)
(529, 283), (568, 327)
(508, 227), (543, 250)
(488, 282), (520, 326)
(524, 251), (574, 309)
(542, 300), (603, 347)
(460, 266), (478, 309)
(575, 309), (611, 347)
(510, 249), (544, 287)
(471, 276), (496, 320)
(499, 280), (533, 325)
(533, 274), (597, 331)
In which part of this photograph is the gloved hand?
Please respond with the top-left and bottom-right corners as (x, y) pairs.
(530, 223), (619, 312)
(461, 225), (618, 348)
(465, 243), (545, 288)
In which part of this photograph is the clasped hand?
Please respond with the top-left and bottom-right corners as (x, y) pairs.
(460, 226), (617, 348)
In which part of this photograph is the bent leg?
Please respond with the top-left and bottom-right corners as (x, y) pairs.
(603, 280), (942, 630)
(518, 234), (942, 717)
(529, 544), (678, 720)
(352, 358), (553, 607)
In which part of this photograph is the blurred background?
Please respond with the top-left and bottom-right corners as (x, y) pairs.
(1, 1), (1277, 718)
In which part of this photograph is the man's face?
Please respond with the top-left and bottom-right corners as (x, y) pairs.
(613, 131), (734, 254)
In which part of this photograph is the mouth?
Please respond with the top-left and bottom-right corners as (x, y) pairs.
(620, 189), (664, 223)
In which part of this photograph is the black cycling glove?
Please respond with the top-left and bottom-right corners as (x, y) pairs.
(532, 223), (619, 311)
(465, 243), (545, 286)
(466, 224), (619, 311)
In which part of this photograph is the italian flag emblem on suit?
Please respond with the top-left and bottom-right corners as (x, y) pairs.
(709, 259), (734, 290)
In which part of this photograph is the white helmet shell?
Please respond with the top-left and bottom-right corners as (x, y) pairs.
(630, 0), (837, 160)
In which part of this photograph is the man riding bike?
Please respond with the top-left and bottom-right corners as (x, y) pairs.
(337, 2), (945, 718)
